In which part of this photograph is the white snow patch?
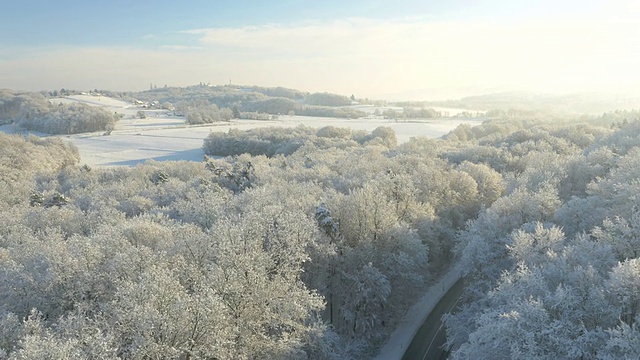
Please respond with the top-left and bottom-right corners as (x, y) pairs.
(50, 95), (132, 109)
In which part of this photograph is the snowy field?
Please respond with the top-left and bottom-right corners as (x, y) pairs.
(1, 95), (485, 167)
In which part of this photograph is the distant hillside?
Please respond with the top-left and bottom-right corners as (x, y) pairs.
(133, 84), (365, 119)
(423, 91), (640, 116)
(6, 85), (640, 127)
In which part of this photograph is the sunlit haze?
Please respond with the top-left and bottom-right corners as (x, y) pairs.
(1, 0), (639, 99)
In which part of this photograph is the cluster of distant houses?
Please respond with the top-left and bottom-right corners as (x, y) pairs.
(132, 100), (162, 109)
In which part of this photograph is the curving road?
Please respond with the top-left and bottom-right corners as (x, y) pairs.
(401, 278), (464, 360)
(373, 266), (462, 360)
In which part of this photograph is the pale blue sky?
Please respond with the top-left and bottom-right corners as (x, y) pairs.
(1, 1), (449, 46)
(1, 1), (638, 99)
(0, 0), (602, 47)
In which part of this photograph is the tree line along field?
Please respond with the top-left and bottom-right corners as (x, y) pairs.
(0, 86), (481, 138)
(2, 98), (640, 358)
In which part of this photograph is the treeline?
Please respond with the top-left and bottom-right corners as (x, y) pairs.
(176, 101), (234, 124)
(304, 92), (352, 107)
(295, 105), (364, 118)
(237, 97), (365, 118)
(399, 107), (441, 118)
(202, 125), (396, 157)
(48, 88), (137, 103)
(0, 91), (119, 134)
(379, 107), (442, 119)
(18, 102), (119, 134)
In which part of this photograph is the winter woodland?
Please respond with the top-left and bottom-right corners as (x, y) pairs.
(1, 87), (640, 359)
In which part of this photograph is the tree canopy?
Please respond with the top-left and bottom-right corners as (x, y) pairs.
(2, 114), (640, 358)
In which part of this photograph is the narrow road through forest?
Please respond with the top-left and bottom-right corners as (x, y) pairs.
(401, 277), (464, 359)
(373, 266), (462, 360)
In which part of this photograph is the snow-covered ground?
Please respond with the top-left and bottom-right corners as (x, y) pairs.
(1, 95), (485, 167)
(50, 94), (131, 109)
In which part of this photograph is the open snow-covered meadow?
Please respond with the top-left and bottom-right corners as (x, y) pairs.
(1, 95), (484, 167)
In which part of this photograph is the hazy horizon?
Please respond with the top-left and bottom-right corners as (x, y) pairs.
(2, 0), (639, 100)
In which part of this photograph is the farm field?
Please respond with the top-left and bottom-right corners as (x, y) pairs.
(1, 95), (484, 167)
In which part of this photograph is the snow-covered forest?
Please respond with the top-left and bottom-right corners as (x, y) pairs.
(442, 117), (640, 359)
(2, 96), (640, 358)
(1, 118), (481, 358)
